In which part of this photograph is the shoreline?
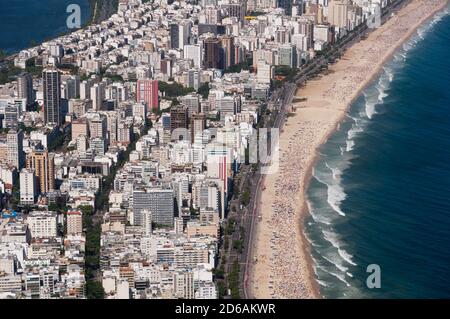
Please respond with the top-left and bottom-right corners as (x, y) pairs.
(89, 0), (119, 24)
(0, 0), (117, 59)
(249, 0), (449, 299)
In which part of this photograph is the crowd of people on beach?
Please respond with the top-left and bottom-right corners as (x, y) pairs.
(263, 121), (329, 298)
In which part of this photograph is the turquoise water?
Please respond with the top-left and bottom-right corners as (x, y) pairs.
(305, 7), (450, 298)
(0, 0), (90, 54)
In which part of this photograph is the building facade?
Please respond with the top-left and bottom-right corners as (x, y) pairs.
(43, 67), (61, 125)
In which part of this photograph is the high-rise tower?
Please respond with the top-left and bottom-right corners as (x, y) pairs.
(43, 67), (61, 125)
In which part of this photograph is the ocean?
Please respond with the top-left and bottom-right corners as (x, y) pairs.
(0, 0), (90, 54)
(305, 7), (450, 298)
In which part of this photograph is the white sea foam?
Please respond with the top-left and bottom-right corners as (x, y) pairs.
(338, 248), (357, 266)
(346, 140), (355, 152)
(313, 265), (318, 276)
(322, 229), (341, 250)
(379, 69), (391, 86)
(364, 103), (376, 119)
(376, 84), (388, 102)
(312, 170), (327, 186)
(303, 225), (322, 246)
(393, 52), (403, 62)
(363, 68), (391, 120)
(325, 162), (341, 181)
(363, 91), (377, 119)
(317, 264), (352, 287)
(307, 200), (332, 226)
(347, 124), (363, 140)
(346, 114), (364, 143)
(417, 8), (449, 39)
(383, 66), (394, 82)
(314, 166), (347, 217)
(323, 230), (357, 266)
(325, 269), (351, 287)
(327, 182), (346, 216)
(322, 254), (348, 273)
(402, 42), (412, 52)
(312, 169), (346, 217)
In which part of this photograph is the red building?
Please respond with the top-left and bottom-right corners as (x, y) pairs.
(137, 79), (159, 112)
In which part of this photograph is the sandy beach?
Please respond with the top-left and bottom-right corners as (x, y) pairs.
(248, 0), (449, 299)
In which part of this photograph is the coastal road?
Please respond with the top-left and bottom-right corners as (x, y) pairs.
(242, 82), (295, 299)
(0, 54), (17, 70)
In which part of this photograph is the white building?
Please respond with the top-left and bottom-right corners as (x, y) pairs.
(116, 279), (130, 299)
(20, 169), (36, 205)
(173, 270), (194, 299)
(256, 60), (273, 84)
(195, 281), (217, 299)
(27, 211), (57, 238)
(7, 130), (24, 169)
(184, 45), (202, 68)
(141, 209), (152, 236)
(314, 24), (330, 44)
(0, 165), (16, 186)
